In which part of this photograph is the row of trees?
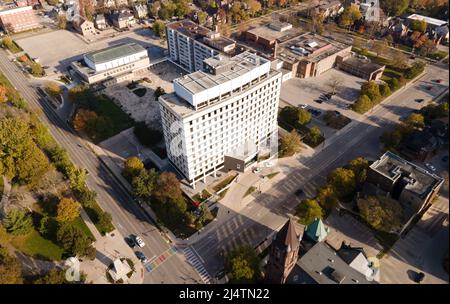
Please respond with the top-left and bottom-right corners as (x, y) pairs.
(296, 157), (370, 225)
(123, 156), (211, 232)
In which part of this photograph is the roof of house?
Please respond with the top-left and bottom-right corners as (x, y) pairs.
(304, 218), (329, 242)
(407, 14), (448, 27)
(84, 43), (146, 64)
(340, 56), (385, 74)
(272, 219), (302, 252)
(286, 242), (376, 284)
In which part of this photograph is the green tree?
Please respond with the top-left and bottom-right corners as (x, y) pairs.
(410, 19), (427, 33)
(4, 209), (33, 236)
(405, 113), (425, 128)
(381, 0), (410, 16)
(56, 224), (95, 258)
(279, 130), (302, 157)
(298, 108), (312, 125)
(34, 269), (69, 284)
(347, 157), (369, 186)
(317, 186), (339, 210)
(361, 81), (381, 103)
(379, 83), (391, 97)
(0, 246), (23, 284)
(97, 211), (114, 235)
(57, 15), (67, 29)
(357, 196), (403, 232)
(153, 20), (166, 38)
(123, 156), (144, 180)
(307, 126), (322, 146)
(327, 168), (356, 200)
(388, 77), (400, 91)
(352, 94), (373, 113)
(67, 167), (87, 193)
(31, 63), (44, 77)
(380, 129), (403, 150)
(226, 246), (261, 283)
(154, 86), (166, 99)
(132, 169), (158, 199)
(57, 197), (80, 222)
(295, 199), (323, 225)
(45, 82), (62, 98)
(197, 10), (208, 25)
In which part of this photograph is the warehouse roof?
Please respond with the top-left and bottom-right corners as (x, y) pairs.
(84, 43), (146, 64)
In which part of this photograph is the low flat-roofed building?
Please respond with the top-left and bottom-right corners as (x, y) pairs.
(337, 54), (385, 81)
(276, 32), (352, 78)
(286, 242), (376, 284)
(366, 151), (444, 233)
(166, 19), (237, 72)
(159, 52), (281, 188)
(71, 42), (150, 85)
(0, 5), (41, 33)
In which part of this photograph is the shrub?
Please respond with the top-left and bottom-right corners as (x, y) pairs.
(295, 199), (323, 225)
(352, 94), (373, 114)
(4, 209), (33, 236)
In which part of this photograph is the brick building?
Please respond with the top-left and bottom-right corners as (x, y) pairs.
(0, 6), (41, 34)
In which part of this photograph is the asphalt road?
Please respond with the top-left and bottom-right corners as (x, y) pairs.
(191, 62), (449, 275)
(0, 49), (202, 284)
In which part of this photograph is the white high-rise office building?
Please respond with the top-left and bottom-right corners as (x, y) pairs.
(159, 52), (282, 188)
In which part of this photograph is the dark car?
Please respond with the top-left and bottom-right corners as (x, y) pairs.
(426, 86), (433, 91)
(334, 110), (341, 115)
(314, 99), (323, 104)
(215, 270), (226, 280)
(135, 251), (148, 263)
(325, 93), (332, 99)
(414, 272), (425, 283)
(442, 156), (449, 162)
(295, 188), (304, 196)
(415, 98), (424, 103)
(125, 236), (135, 248)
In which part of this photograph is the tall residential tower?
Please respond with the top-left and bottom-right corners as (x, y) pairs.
(159, 52), (281, 188)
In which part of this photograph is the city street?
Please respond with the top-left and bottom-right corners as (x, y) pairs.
(190, 62), (449, 276)
(0, 49), (202, 284)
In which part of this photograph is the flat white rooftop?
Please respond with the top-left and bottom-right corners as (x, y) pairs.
(407, 14), (448, 27)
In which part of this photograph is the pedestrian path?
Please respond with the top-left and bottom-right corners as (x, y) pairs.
(144, 245), (177, 273)
(183, 246), (212, 284)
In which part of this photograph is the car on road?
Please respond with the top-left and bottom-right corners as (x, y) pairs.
(299, 104), (308, 109)
(424, 163), (436, 172)
(215, 270), (226, 280)
(135, 236), (145, 248)
(308, 109), (321, 117)
(125, 237), (135, 248)
(295, 188), (304, 196)
(442, 156), (448, 162)
(434, 79), (442, 83)
(413, 271), (425, 283)
(415, 98), (424, 103)
(314, 99), (323, 104)
(135, 251), (148, 263)
(334, 110), (341, 115)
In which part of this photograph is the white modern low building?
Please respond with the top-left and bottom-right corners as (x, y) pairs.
(71, 43), (150, 85)
(159, 52), (282, 188)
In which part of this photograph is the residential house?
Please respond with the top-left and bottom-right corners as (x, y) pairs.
(111, 10), (135, 29)
(94, 14), (107, 30)
(407, 14), (449, 44)
(337, 242), (380, 282)
(73, 16), (96, 37)
(133, 4), (147, 19)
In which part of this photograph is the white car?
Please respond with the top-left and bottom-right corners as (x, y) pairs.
(253, 167), (261, 174)
(425, 163), (436, 172)
(299, 104), (308, 109)
(135, 236), (145, 248)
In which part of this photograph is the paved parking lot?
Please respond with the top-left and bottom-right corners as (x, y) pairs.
(281, 69), (365, 121)
(15, 28), (166, 74)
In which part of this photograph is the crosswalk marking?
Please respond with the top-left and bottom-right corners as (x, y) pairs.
(183, 246), (212, 284)
(144, 245), (178, 273)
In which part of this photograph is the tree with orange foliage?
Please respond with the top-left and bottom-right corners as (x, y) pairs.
(0, 85), (7, 103)
(72, 109), (98, 131)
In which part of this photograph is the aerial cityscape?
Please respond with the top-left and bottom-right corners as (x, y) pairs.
(0, 0), (448, 287)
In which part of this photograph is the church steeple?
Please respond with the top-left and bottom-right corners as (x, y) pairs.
(265, 219), (302, 284)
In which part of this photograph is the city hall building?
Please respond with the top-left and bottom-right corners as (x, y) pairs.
(159, 52), (281, 188)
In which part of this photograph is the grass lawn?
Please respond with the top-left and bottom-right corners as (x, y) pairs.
(244, 186), (256, 197)
(11, 230), (64, 261)
(266, 172), (280, 179)
(213, 174), (237, 193)
(218, 188), (229, 200)
(71, 217), (95, 241)
(88, 95), (134, 143)
(2, 40), (22, 54)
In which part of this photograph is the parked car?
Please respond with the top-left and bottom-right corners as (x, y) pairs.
(426, 86), (433, 91)
(415, 98), (424, 103)
(125, 237), (135, 248)
(334, 110), (341, 115)
(314, 99), (323, 104)
(135, 236), (145, 248)
(299, 104), (308, 109)
(414, 271), (425, 283)
(425, 163), (436, 172)
(253, 167), (261, 174)
(295, 188), (304, 196)
(434, 79), (442, 83)
(308, 109), (322, 117)
(135, 251), (148, 263)
(215, 269), (226, 280)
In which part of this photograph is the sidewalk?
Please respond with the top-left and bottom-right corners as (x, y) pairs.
(0, 176), (12, 218)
